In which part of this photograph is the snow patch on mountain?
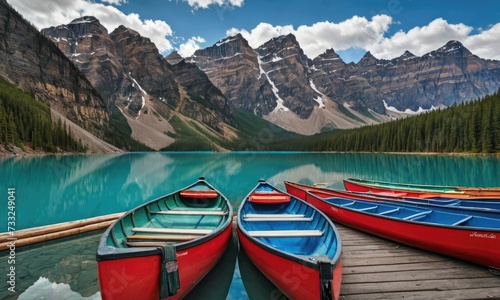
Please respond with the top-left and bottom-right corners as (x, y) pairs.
(128, 72), (147, 119)
(309, 79), (325, 108)
(383, 100), (441, 115)
(256, 54), (289, 112)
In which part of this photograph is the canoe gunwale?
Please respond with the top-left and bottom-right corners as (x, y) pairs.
(96, 178), (233, 261)
(317, 195), (500, 231)
(286, 181), (500, 215)
(344, 177), (500, 197)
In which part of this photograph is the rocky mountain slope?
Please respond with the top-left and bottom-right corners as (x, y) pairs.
(0, 0), (113, 146)
(190, 34), (500, 135)
(42, 17), (238, 150)
(190, 34), (384, 135)
(4, 0), (500, 145)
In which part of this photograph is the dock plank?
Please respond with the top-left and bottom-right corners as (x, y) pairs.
(342, 287), (500, 300)
(335, 223), (500, 299)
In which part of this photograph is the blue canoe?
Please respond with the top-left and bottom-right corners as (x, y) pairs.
(237, 180), (343, 300)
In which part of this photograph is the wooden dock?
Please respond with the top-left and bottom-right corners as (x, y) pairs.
(336, 223), (500, 299)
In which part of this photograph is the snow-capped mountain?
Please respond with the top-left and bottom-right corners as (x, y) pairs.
(190, 35), (500, 135)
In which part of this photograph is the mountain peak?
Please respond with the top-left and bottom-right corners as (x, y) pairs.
(69, 16), (100, 25)
(112, 25), (140, 37)
(445, 40), (465, 48)
(394, 50), (417, 61)
(215, 33), (248, 47)
(318, 48), (341, 59)
(430, 40), (472, 57)
(357, 51), (378, 65)
(402, 50), (415, 57)
(166, 51), (184, 65)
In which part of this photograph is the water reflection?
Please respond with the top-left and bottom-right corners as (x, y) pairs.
(1, 152), (499, 299)
(1, 153), (499, 231)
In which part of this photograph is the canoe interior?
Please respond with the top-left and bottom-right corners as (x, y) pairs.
(399, 197), (500, 211)
(323, 196), (500, 229)
(346, 178), (500, 196)
(290, 181), (500, 213)
(240, 184), (339, 258)
(108, 181), (230, 249)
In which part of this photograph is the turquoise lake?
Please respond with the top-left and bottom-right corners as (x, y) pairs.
(1, 152), (499, 299)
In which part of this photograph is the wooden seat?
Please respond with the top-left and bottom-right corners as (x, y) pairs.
(403, 211), (432, 221)
(132, 227), (212, 235)
(358, 206), (378, 212)
(245, 214), (305, 218)
(379, 208), (400, 215)
(151, 210), (227, 216)
(244, 214), (312, 221)
(451, 216), (472, 226)
(128, 235), (198, 241)
(125, 241), (169, 248)
(247, 230), (323, 237)
(244, 216), (313, 222)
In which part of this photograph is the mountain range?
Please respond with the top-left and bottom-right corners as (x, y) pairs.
(188, 34), (500, 134)
(1, 0), (500, 152)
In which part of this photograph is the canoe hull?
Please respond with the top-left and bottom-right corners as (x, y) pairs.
(238, 228), (342, 300)
(303, 191), (500, 270)
(285, 181), (500, 213)
(238, 180), (342, 300)
(344, 178), (500, 199)
(98, 224), (232, 300)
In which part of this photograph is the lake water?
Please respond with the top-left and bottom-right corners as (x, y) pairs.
(1, 152), (499, 299)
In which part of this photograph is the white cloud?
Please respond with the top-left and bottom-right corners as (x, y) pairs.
(227, 16), (500, 61)
(227, 15), (393, 59)
(183, 0), (244, 9)
(368, 19), (500, 60)
(368, 18), (473, 59)
(463, 24), (500, 60)
(100, 0), (128, 5)
(227, 23), (295, 49)
(8, 0), (174, 52)
(178, 36), (206, 57)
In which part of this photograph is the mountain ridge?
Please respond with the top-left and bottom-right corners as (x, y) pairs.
(2, 3), (500, 152)
(190, 35), (500, 134)
(42, 16), (239, 150)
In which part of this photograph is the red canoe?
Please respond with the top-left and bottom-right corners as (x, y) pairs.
(96, 177), (233, 300)
(285, 181), (500, 270)
(343, 178), (500, 199)
(238, 180), (343, 300)
(284, 181), (500, 212)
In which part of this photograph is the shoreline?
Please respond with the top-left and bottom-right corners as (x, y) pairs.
(1, 147), (499, 158)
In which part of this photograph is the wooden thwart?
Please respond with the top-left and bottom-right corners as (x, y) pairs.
(403, 211), (432, 221)
(451, 215), (472, 226)
(248, 230), (323, 237)
(379, 208), (400, 215)
(244, 217), (313, 221)
(132, 227), (212, 235)
(245, 214), (305, 218)
(359, 206), (378, 212)
(244, 214), (311, 221)
(128, 235), (197, 241)
(125, 241), (169, 247)
(151, 210), (227, 216)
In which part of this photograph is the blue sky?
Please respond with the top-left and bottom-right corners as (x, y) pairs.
(8, 0), (500, 62)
